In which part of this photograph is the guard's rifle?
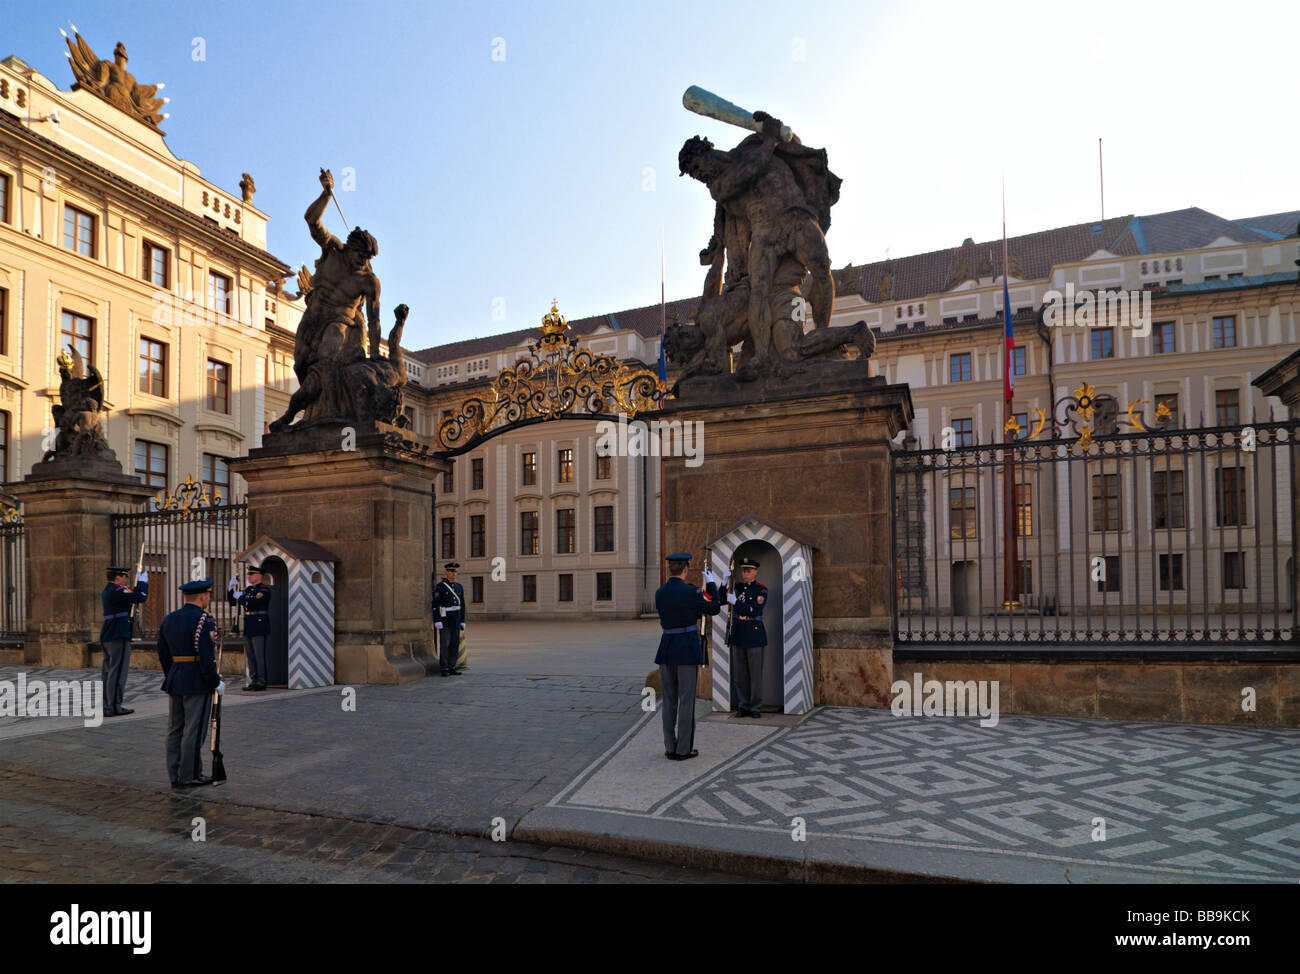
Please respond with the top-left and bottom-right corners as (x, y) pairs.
(127, 539), (145, 638)
(230, 559), (243, 636)
(700, 548), (719, 667)
(209, 623), (227, 782)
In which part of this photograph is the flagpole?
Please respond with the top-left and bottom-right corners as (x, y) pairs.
(1000, 176), (1021, 611)
(658, 228), (667, 587)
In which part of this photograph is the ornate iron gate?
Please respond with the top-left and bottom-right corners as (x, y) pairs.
(892, 393), (1298, 645)
(0, 503), (25, 642)
(110, 477), (247, 641)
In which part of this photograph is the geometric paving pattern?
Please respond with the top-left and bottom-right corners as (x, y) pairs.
(558, 707), (1300, 882)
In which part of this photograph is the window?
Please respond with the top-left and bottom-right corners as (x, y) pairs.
(208, 271), (232, 315)
(134, 440), (168, 490)
(403, 405), (417, 432)
(1094, 395), (1119, 436)
(952, 417), (973, 447)
(1152, 470), (1186, 529)
(1223, 551), (1246, 590)
(1155, 393), (1179, 428)
(471, 576), (484, 603)
(1090, 328), (1114, 359)
(949, 486), (977, 540)
(201, 453), (229, 504)
(558, 574), (574, 602)
(0, 172), (9, 223)
(522, 575), (537, 603)
(596, 572), (613, 601)
(595, 452), (612, 480)
(0, 410), (8, 481)
(1095, 555), (1121, 593)
(138, 338), (167, 397)
(142, 241), (169, 288)
(0, 287), (7, 356)
(520, 511), (539, 555)
(556, 509), (576, 554)
(1091, 473), (1120, 531)
(521, 451), (537, 486)
(1012, 347), (1027, 376)
(1215, 389), (1239, 427)
(594, 506), (614, 552)
(470, 515), (485, 558)
(442, 470), (453, 494)
(1158, 554), (1184, 591)
(949, 353), (972, 383)
(471, 458), (484, 490)
(1211, 315), (1236, 349)
(63, 204), (95, 257)
(557, 448), (574, 483)
(206, 359), (230, 413)
(1153, 321), (1176, 354)
(60, 310), (94, 363)
(1016, 559), (1033, 595)
(1215, 466), (1247, 527)
(1015, 482), (1033, 536)
(440, 517), (456, 559)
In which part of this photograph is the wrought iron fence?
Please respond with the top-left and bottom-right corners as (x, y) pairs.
(110, 477), (247, 641)
(0, 505), (25, 641)
(892, 407), (1297, 645)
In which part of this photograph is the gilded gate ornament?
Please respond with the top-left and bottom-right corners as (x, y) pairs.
(437, 302), (663, 451)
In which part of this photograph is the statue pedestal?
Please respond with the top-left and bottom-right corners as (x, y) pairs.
(8, 463), (154, 666)
(230, 424), (449, 684)
(659, 365), (912, 707)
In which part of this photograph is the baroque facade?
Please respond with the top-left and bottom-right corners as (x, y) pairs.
(0, 51), (302, 505)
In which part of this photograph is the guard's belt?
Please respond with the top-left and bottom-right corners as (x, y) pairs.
(103, 612), (129, 620)
(737, 615), (760, 621)
(171, 655), (198, 662)
(661, 626), (697, 635)
(247, 610), (269, 616)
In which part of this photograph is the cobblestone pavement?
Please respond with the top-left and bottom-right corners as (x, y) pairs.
(535, 706), (1300, 882)
(0, 764), (752, 883)
(0, 626), (761, 882)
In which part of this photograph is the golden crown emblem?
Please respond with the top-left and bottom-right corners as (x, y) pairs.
(56, 347), (74, 371)
(541, 299), (567, 337)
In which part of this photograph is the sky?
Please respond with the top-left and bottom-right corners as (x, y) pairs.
(3, 0), (1298, 351)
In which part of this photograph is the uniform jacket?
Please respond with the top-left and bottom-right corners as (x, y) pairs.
(721, 580), (768, 649)
(100, 581), (148, 643)
(157, 603), (220, 696)
(654, 576), (721, 665)
(228, 582), (272, 636)
(434, 578), (466, 626)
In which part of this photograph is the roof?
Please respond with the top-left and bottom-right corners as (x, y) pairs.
(411, 296), (697, 366)
(239, 535), (341, 564)
(1233, 211), (1300, 239)
(413, 205), (1298, 362)
(0, 108), (290, 273)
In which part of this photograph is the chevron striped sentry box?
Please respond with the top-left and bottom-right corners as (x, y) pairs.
(237, 536), (340, 689)
(707, 515), (815, 715)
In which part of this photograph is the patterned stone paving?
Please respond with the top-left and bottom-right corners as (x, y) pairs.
(555, 707), (1300, 881)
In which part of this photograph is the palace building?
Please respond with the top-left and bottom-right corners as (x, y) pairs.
(0, 44), (302, 506)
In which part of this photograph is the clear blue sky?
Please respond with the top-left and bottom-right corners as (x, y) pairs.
(5, 0), (1297, 351)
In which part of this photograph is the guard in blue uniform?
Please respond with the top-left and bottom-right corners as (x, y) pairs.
(158, 579), (223, 788)
(720, 557), (768, 718)
(100, 565), (148, 717)
(434, 562), (466, 676)
(227, 563), (271, 691)
(654, 552), (721, 760)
